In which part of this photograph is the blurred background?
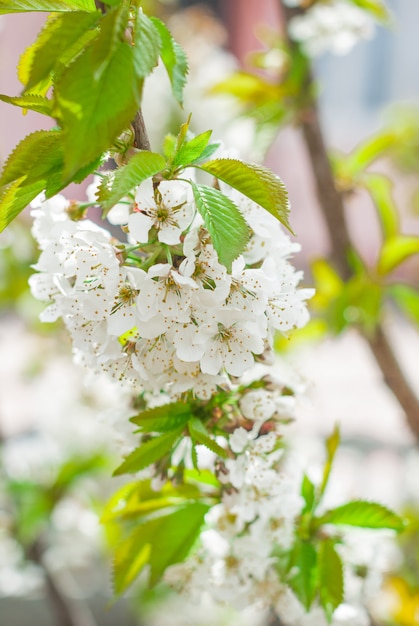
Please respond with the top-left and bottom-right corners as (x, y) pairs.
(1, 1), (419, 624)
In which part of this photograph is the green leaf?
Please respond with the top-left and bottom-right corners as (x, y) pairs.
(350, 0), (391, 23)
(318, 426), (340, 501)
(301, 473), (316, 514)
(196, 158), (292, 233)
(130, 401), (192, 433)
(113, 502), (209, 593)
(19, 12), (101, 93)
(388, 283), (419, 326)
(0, 94), (53, 116)
(0, 130), (63, 232)
(317, 500), (405, 532)
(187, 416), (227, 459)
(172, 130), (212, 169)
(102, 479), (203, 522)
(52, 453), (108, 494)
(53, 5), (144, 177)
(362, 173), (399, 240)
(343, 131), (398, 179)
(113, 428), (184, 476)
(191, 142), (221, 166)
(190, 182), (250, 271)
(377, 235), (419, 275)
(0, 0), (96, 13)
(318, 540), (344, 621)
(132, 10), (161, 79)
(288, 541), (318, 611)
(150, 17), (188, 105)
(97, 151), (165, 213)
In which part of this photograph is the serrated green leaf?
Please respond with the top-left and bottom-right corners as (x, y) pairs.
(132, 10), (161, 79)
(191, 182), (250, 272)
(53, 6), (143, 177)
(0, 130), (63, 231)
(301, 473), (316, 514)
(113, 428), (184, 476)
(388, 283), (419, 326)
(0, 94), (53, 116)
(150, 16), (188, 105)
(196, 158), (292, 233)
(98, 151), (165, 213)
(318, 540), (344, 621)
(0, 0), (96, 13)
(317, 500), (405, 532)
(288, 541), (318, 611)
(19, 12), (100, 93)
(362, 173), (399, 240)
(130, 401), (192, 433)
(113, 502), (209, 593)
(377, 235), (419, 275)
(172, 130), (212, 169)
(318, 426), (340, 501)
(188, 416), (227, 459)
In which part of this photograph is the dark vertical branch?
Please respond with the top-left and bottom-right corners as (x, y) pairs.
(280, 2), (419, 441)
(132, 110), (152, 151)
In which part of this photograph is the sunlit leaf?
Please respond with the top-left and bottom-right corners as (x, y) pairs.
(388, 283), (419, 326)
(318, 540), (344, 621)
(0, 94), (53, 116)
(150, 16), (188, 105)
(191, 182), (250, 272)
(378, 236), (419, 275)
(130, 401), (192, 433)
(18, 11), (100, 93)
(113, 502), (209, 593)
(317, 500), (405, 532)
(53, 4), (146, 177)
(288, 540), (318, 610)
(97, 151), (165, 213)
(0, 130), (63, 231)
(196, 158), (292, 233)
(172, 130), (212, 169)
(113, 428), (184, 476)
(362, 173), (399, 240)
(351, 0), (391, 23)
(132, 10), (161, 79)
(318, 426), (340, 501)
(188, 416), (227, 459)
(0, 0), (96, 13)
(301, 473), (316, 514)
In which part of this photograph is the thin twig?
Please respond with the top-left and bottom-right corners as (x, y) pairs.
(281, 2), (419, 441)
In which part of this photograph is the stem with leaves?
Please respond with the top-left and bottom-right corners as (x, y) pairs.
(281, 2), (419, 442)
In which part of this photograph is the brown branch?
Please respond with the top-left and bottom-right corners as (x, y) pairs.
(28, 539), (97, 626)
(132, 110), (151, 151)
(281, 2), (419, 441)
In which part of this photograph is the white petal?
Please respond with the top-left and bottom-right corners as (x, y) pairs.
(128, 212), (153, 243)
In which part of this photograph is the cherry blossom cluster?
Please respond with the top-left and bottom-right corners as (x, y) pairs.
(163, 422), (375, 626)
(29, 174), (313, 402)
(285, 0), (375, 56)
